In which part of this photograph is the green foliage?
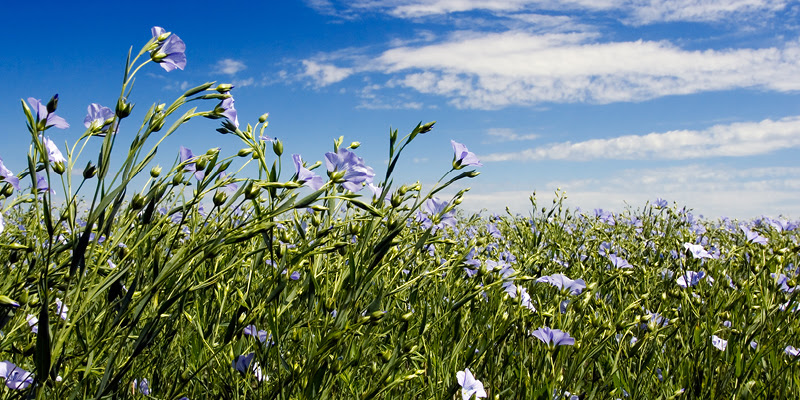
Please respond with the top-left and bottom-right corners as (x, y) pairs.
(1, 30), (799, 400)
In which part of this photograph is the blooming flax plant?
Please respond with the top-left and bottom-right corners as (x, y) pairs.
(0, 25), (482, 399)
(2, 24), (798, 400)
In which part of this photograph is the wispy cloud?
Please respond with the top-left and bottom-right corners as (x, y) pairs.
(329, 0), (789, 25)
(298, 29), (800, 109)
(378, 32), (800, 108)
(482, 115), (800, 161)
(214, 58), (247, 75)
(453, 164), (800, 218)
(483, 128), (539, 143)
(301, 60), (355, 86)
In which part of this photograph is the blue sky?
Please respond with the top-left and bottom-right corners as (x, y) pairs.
(2, 0), (800, 219)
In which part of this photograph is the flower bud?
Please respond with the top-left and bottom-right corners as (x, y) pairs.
(131, 193), (146, 210)
(195, 157), (208, 171)
(53, 162), (66, 175)
(150, 166), (162, 178)
(149, 117), (165, 132)
(419, 121), (435, 134)
(391, 194), (403, 208)
(213, 191), (228, 207)
(157, 31), (171, 41)
(172, 173), (184, 186)
(83, 162), (97, 179)
(215, 84), (234, 93)
(244, 181), (261, 200)
(116, 97), (134, 119)
(238, 148), (253, 157)
(273, 140), (283, 157)
(1, 183), (13, 197)
(46, 94), (59, 114)
(349, 141), (360, 149)
(258, 113), (269, 123)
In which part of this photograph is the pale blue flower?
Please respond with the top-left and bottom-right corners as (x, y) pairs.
(324, 148), (374, 192)
(55, 297), (68, 320)
(676, 270), (705, 288)
(26, 315), (38, 334)
(150, 27), (186, 72)
(785, 345), (799, 357)
(451, 140), (482, 169)
(607, 254), (633, 269)
(0, 157), (20, 190)
(232, 352), (265, 381)
(28, 96), (69, 129)
(179, 146), (204, 181)
(0, 361), (33, 390)
(416, 197), (456, 232)
(41, 136), (66, 164)
(741, 226), (767, 245)
(711, 335), (727, 351)
(684, 243), (712, 259)
(456, 368), (487, 400)
(83, 103), (115, 134)
(133, 378), (150, 395)
(293, 154), (323, 191)
(535, 273), (586, 295)
(216, 97), (238, 128)
(772, 273), (795, 293)
(532, 326), (575, 347)
(243, 325), (272, 344)
(36, 173), (55, 194)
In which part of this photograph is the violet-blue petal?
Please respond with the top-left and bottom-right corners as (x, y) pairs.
(83, 103), (115, 131)
(451, 140), (482, 167)
(293, 154), (324, 191)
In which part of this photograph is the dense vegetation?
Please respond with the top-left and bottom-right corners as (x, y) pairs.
(1, 27), (798, 400)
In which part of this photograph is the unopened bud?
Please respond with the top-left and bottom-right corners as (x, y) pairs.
(131, 194), (146, 210)
(52, 162), (65, 175)
(258, 113), (269, 123)
(172, 173), (184, 186)
(149, 117), (164, 132)
(213, 191), (228, 207)
(215, 84), (234, 93)
(244, 181), (261, 200)
(217, 160), (231, 173)
(1, 183), (13, 197)
(195, 158), (208, 171)
(150, 166), (162, 178)
(116, 97), (133, 119)
(46, 94), (59, 114)
(83, 162), (97, 179)
(273, 140), (283, 157)
(349, 141), (360, 149)
(419, 121), (435, 133)
(238, 148), (253, 157)
(391, 194), (402, 208)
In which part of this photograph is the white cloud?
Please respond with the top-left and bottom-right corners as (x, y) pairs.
(232, 77), (255, 88)
(481, 115), (800, 161)
(374, 31), (800, 108)
(215, 58), (247, 75)
(627, 0), (788, 25)
(483, 128), (539, 143)
(338, 0), (788, 24)
(453, 164), (800, 219)
(301, 60), (355, 86)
